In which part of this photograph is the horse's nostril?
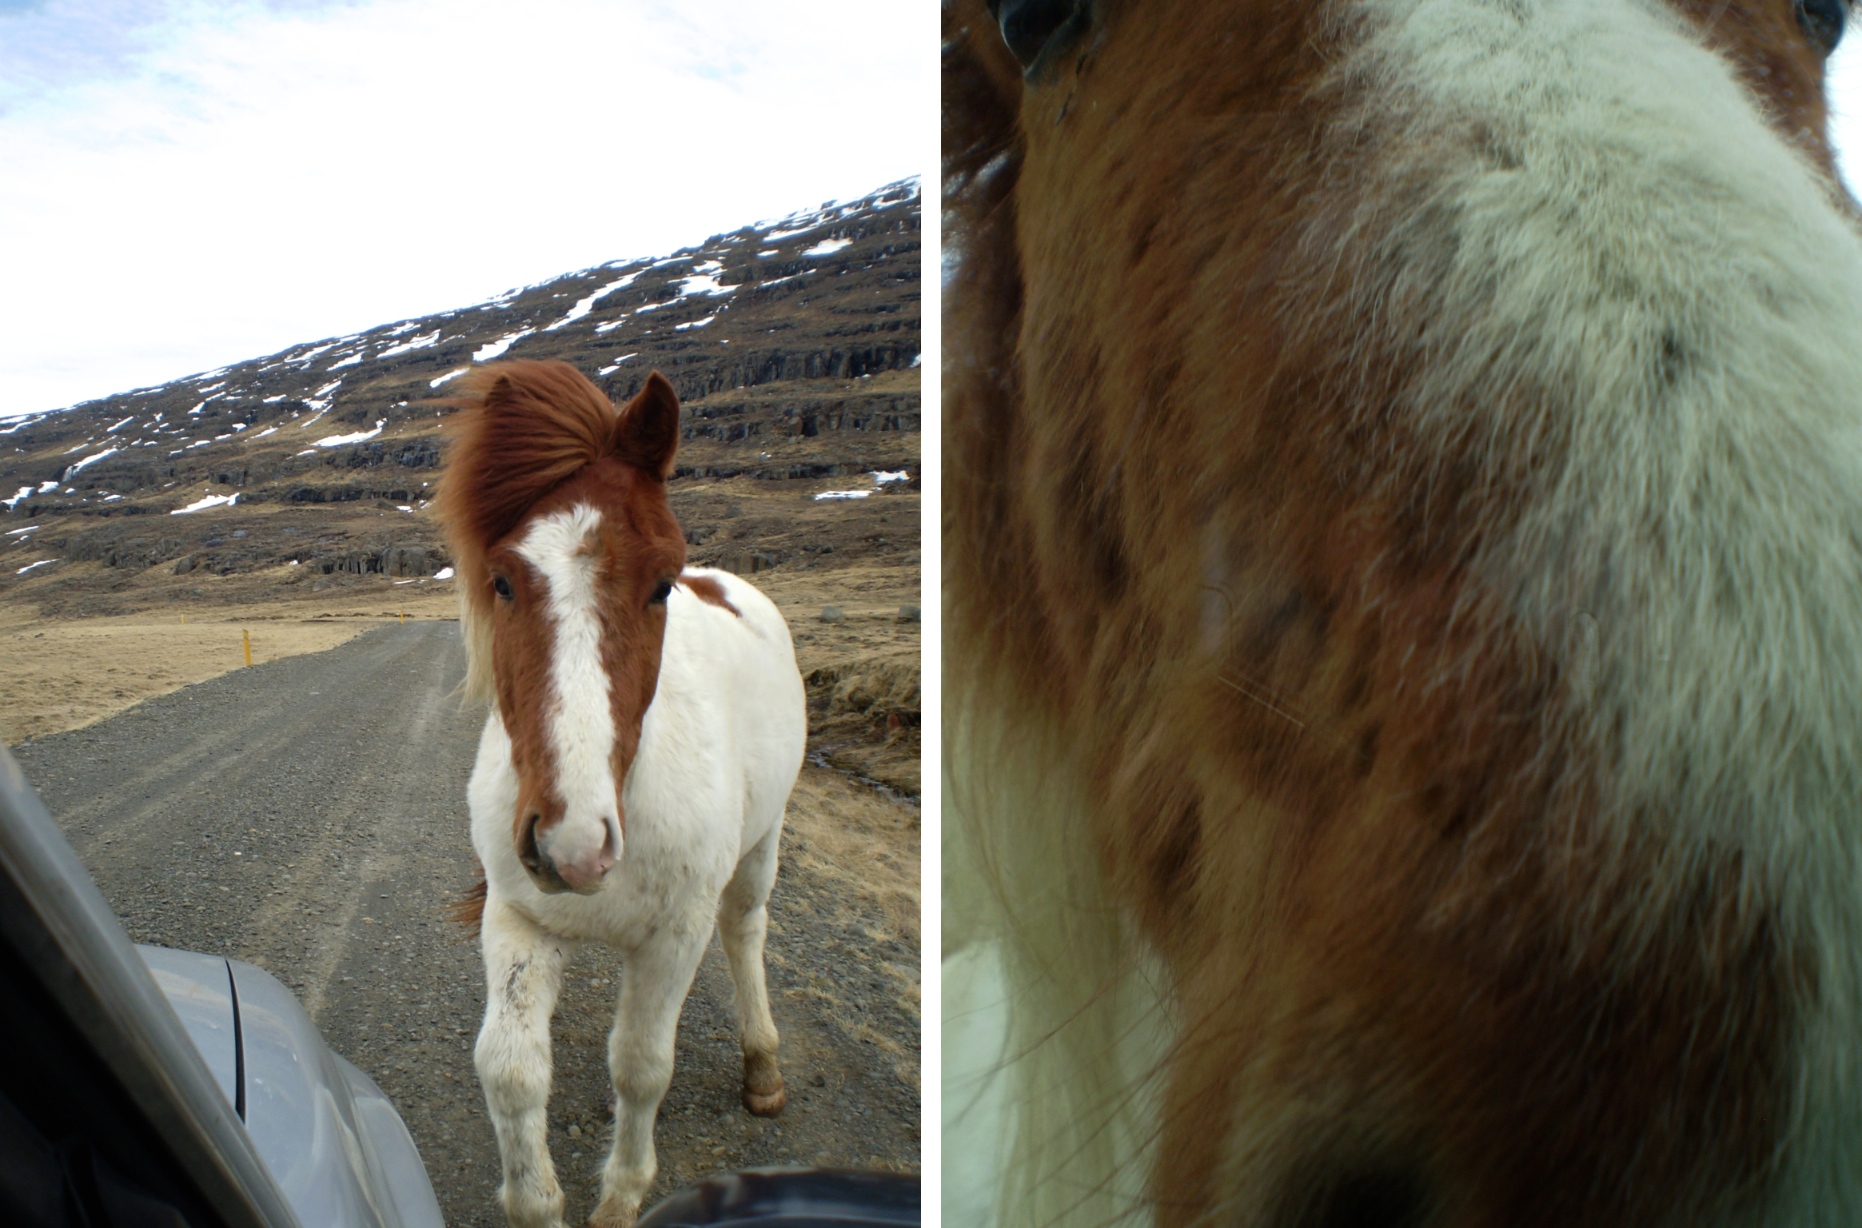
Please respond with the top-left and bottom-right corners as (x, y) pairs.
(517, 811), (544, 872)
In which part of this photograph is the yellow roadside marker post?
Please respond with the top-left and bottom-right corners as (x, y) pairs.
(243, 629), (252, 667)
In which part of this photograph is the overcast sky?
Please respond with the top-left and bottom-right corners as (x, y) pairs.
(0, 0), (927, 418)
(3, 6), (1862, 420)
(1828, 34), (1862, 201)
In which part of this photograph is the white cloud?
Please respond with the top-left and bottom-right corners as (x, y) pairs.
(0, 0), (925, 416)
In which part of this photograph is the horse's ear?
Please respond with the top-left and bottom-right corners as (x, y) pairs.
(614, 371), (680, 479)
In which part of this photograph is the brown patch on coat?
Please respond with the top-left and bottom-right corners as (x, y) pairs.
(679, 573), (741, 618)
(945, 0), (1831, 1222)
(448, 874), (488, 938)
(435, 361), (686, 881)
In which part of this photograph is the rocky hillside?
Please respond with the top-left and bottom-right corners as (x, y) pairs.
(0, 179), (919, 614)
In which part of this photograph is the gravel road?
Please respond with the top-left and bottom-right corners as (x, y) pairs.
(11, 621), (920, 1225)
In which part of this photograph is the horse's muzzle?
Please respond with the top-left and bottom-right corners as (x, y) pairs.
(518, 809), (617, 895)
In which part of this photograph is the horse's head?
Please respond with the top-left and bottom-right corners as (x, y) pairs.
(949, 1), (1862, 1224)
(440, 361), (684, 895)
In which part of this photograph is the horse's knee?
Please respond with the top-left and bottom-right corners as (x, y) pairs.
(611, 1049), (674, 1108)
(718, 885), (767, 928)
(476, 1028), (552, 1112)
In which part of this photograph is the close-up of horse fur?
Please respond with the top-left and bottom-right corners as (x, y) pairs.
(944, 0), (1862, 1225)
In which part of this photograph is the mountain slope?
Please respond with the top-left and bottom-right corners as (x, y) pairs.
(0, 178), (920, 613)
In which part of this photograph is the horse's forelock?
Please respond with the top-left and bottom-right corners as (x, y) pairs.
(436, 360), (635, 700)
(438, 360), (619, 556)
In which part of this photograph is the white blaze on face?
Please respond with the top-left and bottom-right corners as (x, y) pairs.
(516, 503), (621, 885)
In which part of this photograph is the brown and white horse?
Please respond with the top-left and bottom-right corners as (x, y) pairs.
(945, 0), (1862, 1225)
(439, 361), (806, 1228)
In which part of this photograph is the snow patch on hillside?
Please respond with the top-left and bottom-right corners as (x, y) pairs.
(546, 273), (641, 331)
(63, 448), (119, 478)
(316, 420), (385, 448)
(173, 492), (238, 514)
(378, 330), (441, 358)
(474, 330), (534, 362)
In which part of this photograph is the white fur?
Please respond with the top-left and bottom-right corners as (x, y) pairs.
(469, 564), (805, 1228)
(1341, 1), (1862, 1219)
(944, 706), (1171, 1228)
(515, 505), (621, 884)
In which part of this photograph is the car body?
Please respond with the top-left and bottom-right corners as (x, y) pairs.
(0, 743), (443, 1228)
(139, 944), (444, 1228)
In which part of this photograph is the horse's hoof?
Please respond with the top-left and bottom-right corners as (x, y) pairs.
(741, 1051), (784, 1116)
(588, 1197), (638, 1228)
(742, 1082), (787, 1117)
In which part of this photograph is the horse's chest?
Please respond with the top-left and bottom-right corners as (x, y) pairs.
(612, 832), (733, 906)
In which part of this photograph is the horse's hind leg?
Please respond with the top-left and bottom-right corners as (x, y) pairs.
(476, 900), (573, 1228)
(718, 826), (785, 1116)
(590, 921), (709, 1228)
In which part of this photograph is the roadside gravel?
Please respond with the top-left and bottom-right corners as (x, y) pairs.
(11, 621), (919, 1225)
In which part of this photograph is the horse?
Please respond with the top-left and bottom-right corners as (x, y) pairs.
(944, 0), (1862, 1225)
(437, 360), (806, 1228)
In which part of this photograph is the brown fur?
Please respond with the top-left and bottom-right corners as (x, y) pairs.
(945, 0), (1842, 1223)
(448, 876), (488, 937)
(437, 361), (685, 892)
(679, 573), (741, 617)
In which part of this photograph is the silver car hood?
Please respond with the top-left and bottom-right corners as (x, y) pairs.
(137, 945), (442, 1228)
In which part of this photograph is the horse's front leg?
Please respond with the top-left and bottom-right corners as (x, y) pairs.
(476, 899), (574, 1228)
(589, 920), (710, 1228)
(719, 825), (785, 1115)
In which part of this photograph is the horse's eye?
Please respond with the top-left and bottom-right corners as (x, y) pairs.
(493, 575), (513, 600)
(649, 579), (673, 606)
(989, 0), (1089, 77)
(1799, 0), (1846, 54)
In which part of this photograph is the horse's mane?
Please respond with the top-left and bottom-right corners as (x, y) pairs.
(941, 6), (1046, 728)
(943, 10), (1166, 1228)
(436, 359), (627, 703)
(943, 5), (1025, 619)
